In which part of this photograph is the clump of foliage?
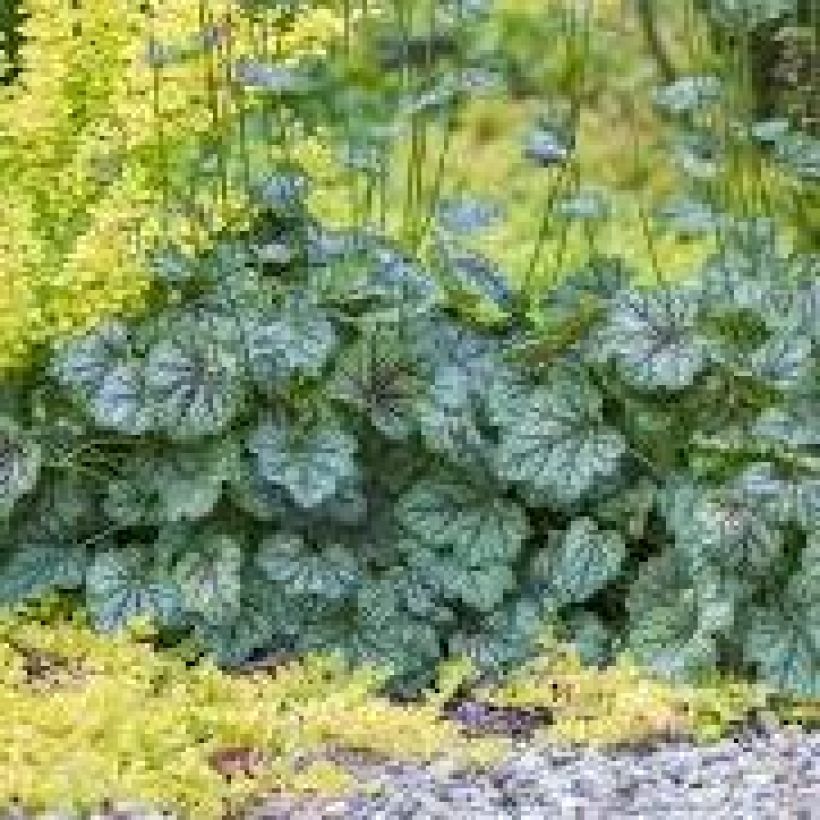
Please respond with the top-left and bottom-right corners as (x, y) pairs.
(0, 134), (816, 704)
(0, 599), (504, 817)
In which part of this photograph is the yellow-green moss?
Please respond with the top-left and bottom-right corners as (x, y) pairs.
(0, 602), (505, 819)
(477, 629), (812, 749)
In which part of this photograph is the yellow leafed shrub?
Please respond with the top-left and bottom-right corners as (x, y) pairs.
(0, 0), (352, 372)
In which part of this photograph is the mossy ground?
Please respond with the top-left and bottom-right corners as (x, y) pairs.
(0, 602), (816, 818)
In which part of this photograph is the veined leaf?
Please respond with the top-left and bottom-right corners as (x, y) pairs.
(531, 518), (625, 606)
(245, 291), (337, 389)
(0, 545), (85, 606)
(595, 286), (713, 389)
(144, 314), (245, 439)
(256, 532), (361, 600)
(489, 372), (625, 505)
(247, 419), (359, 509)
(173, 533), (243, 626)
(396, 478), (529, 568)
(86, 547), (182, 633)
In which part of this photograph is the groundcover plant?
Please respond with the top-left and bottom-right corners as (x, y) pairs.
(0, 1), (817, 812)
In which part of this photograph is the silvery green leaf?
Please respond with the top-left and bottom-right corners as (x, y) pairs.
(596, 286), (713, 389)
(257, 532), (362, 600)
(709, 0), (796, 29)
(229, 456), (295, 522)
(409, 315), (503, 390)
(675, 132), (721, 179)
(195, 578), (295, 667)
(730, 462), (795, 524)
(454, 564), (515, 612)
(349, 249), (440, 321)
(565, 611), (612, 667)
(247, 419), (358, 509)
(749, 333), (812, 389)
(51, 321), (131, 394)
(396, 478), (529, 567)
(744, 582), (820, 698)
(173, 533), (242, 625)
(0, 545), (85, 606)
(104, 473), (156, 527)
(318, 477), (368, 526)
(86, 547), (182, 632)
(416, 364), (489, 466)
(699, 255), (768, 313)
(751, 118), (790, 143)
(148, 244), (197, 285)
(532, 518), (625, 605)
(794, 479), (820, 533)
(625, 551), (718, 680)
(0, 417), (41, 517)
(490, 374), (625, 505)
(144, 317), (244, 439)
(667, 483), (782, 576)
(90, 363), (153, 435)
(754, 402), (820, 449)
(155, 438), (240, 523)
(246, 293), (337, 389)
(653, 75), (721, 114)
(400, 547), (513, 613)
(330, 327), (421, 441)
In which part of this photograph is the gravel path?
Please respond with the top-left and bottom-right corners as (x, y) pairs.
(249, 727), (820, 819)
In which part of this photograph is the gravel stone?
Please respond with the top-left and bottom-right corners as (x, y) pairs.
(246, 727), (820, 819)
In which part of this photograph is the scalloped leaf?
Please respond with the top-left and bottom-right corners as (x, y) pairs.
(228, 457), (293, 522)
(743, 546), (820, 697)
(245, 291), (337, 389)
(144, 315), (245, 439)
(396, 478), (528, 567)
(748, 332), (813, 389)
(172, 533), (243, 625)
(665, 483), (782, 577)
(754, 400), (820, 450)
(401, 547), (513, 613)
(595, 286), (713, 389)
(532, 518), (625, 606)
(416, 364), (489, 467)
(489, 372), (625, 505)
(256, 532), (361, 600)
(625, 553), (719, 681)
(104, 439), (240, 526)
(89, 362), (153, 435)
(195, 577), (296, 667)
(438, 246), (514, 313)
(0, 545), (86, 606)
(329, 326), (421, 440)
(51, 321), (132, 395)
(0, 417), (41, 517)
(247, 419), (358, 509)
(85, 547), (182, 633)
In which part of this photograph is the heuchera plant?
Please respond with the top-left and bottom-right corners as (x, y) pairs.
(0, 168), (815, 699)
